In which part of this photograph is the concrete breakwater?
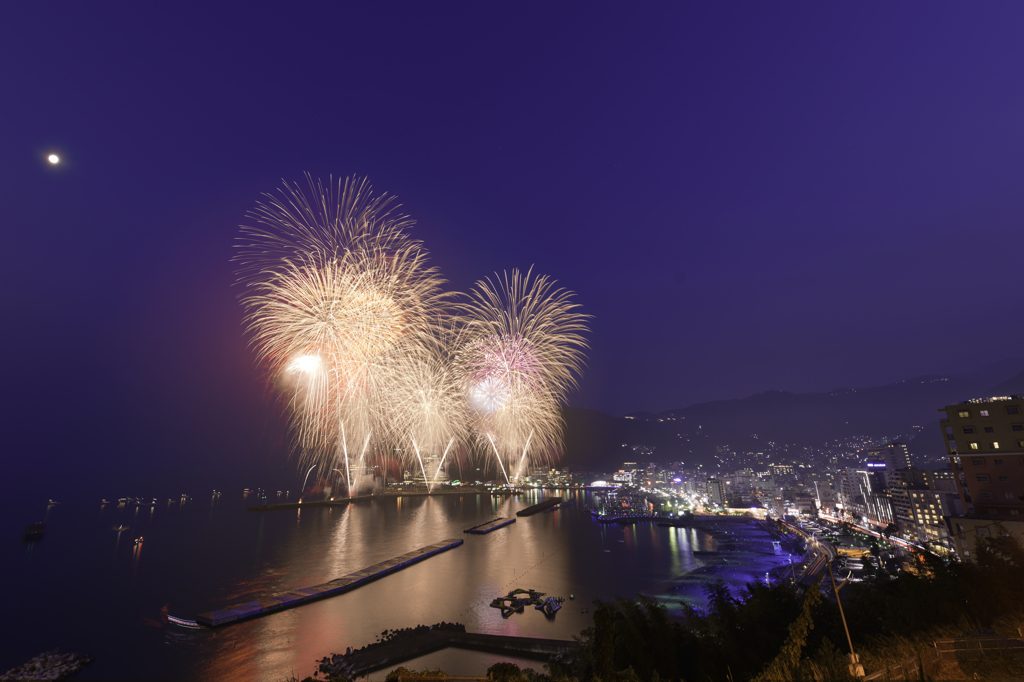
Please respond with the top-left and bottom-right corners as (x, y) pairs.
(321, 629), (577, 677)
(195, 539), (463, 627)
(516, 497), (563, 517)
(1, 650), (92, 681)
(464, 517), (516, 534)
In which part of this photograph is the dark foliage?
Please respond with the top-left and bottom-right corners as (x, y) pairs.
(546, 533), (1024, 680)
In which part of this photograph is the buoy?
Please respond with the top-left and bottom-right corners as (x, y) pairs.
(569, 594), (575, 600)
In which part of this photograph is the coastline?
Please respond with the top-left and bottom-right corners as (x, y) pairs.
(647, 516), (797, 612)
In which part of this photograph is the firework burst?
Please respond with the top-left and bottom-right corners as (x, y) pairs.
(236, 176), (450, 495)
(456, 267), (589, 482)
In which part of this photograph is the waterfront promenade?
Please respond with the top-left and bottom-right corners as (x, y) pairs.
(247, 487), (570, 512)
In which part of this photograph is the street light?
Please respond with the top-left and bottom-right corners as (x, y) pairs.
(827, 561), (864, 678)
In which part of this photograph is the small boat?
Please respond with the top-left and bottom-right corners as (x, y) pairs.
(47, 499), (60, 505)
(114, 525), (130, 532)
(168, 616), (201, 629)
(22, 523), (45, 541)
(101, 499), (111, 505)
(134, 536), (144, 545)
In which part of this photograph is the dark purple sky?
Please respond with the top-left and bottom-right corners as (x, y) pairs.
(3, 4), (1024, 495)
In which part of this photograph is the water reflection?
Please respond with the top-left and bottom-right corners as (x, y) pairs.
(8, 492), (724, 680)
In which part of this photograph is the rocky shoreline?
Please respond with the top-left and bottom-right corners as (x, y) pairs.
(1, 651), (92, 681)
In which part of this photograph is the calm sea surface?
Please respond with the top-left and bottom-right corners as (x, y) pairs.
(3, 491), (733, 680)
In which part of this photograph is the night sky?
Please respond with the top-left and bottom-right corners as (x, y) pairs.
(4, 4), (1024, 498)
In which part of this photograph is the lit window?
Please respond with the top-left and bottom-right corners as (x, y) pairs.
(958, 410), (971, 418)
(977, 475), (990, 482)
(993, 442), (1001, 450)
(981, 410), (990, 417)
(971, 443), (980, 451)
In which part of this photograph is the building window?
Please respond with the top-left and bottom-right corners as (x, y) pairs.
(1008, 406), (1021, 415)
(948, 433), (956, 440)
(993, 442), (1001, 450)
(1012, 510), (1020, 516)
(958, 410), (971, 418)
(982, 492), (995, 499)
(1013, 425), (1024, 432)
(1018, 442), (1024, 449)
(963, 427), (976, 434)
(994, 459), (1004, 465)
(977, 528), (990, 536)
(985, 427), (995, 434)
(981, 410), (990, 417)
(972, 458), (984, 465)
(977, 475), (990, 482)
(999, 476), (1011, 482)
(1006, 492), (1016, 499)
(971, 443), (980, 451)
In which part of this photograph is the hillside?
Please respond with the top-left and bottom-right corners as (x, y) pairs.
(561, 370), (1024, 471)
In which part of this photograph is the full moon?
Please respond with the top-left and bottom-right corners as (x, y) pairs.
(47, 154), (60, 165)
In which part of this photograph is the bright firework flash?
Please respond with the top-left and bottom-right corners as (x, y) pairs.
(456, 267), (589, 482)
(236, 176), (451, 496)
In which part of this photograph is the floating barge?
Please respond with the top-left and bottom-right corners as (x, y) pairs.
(195, 539), (463, 627)
(516, 497), (562, 517)
(464, 517), (516, 534)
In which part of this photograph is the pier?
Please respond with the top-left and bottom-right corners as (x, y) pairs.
(464, 517), (516, 534)
(516, 497), (562, 517)
(195, 539), (463, 626)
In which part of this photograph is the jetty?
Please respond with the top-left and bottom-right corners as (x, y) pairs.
(464, 517), (516, 534)
(338, 631), (576, 676)
(516, 497), (562, 517)
(195, 539), (463, 626)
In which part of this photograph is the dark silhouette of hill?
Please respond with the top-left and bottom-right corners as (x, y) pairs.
(986, 371), (1024, 397)
(562, 369), (1024, 472)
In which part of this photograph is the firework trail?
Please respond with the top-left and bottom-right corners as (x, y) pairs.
(236, 176), (450, 495)
(456, 267), (589, 482)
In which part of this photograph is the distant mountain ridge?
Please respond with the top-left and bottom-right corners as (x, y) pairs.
(562, 369), (1024, 472)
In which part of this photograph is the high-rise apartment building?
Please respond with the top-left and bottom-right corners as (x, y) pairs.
(940, 397), (1024, 518)
(707, 478), (726, 507)
(867, 441), (912, 470)
(940, 397), (1024, 562)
